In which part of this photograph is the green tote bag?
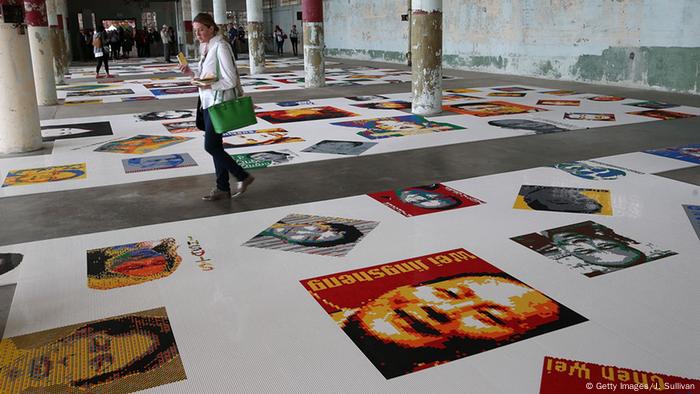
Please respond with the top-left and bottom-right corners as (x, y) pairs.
(208, 46), (257, 134)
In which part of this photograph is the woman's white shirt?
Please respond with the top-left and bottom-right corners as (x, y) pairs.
(196, 35), (243, 109)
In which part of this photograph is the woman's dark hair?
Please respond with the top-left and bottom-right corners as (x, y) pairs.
(95, 23), (105, 33)
(193, 13), (219, 34)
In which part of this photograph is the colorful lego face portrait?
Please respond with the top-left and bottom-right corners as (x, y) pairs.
(626, 101), (678, 109)
(333, 115), (465, 140)
(222, 128), (304, 147)
(512, 221), (677, 277)
(67, 89), (135, 97)
(142, 81), (193, 89)
(487, 92), (526, 97)
(137, 110), (195, 122)
(491, 87), (532, 92)
(264, 222), (362, 247)
(301, 249), (586, 378)
(444, 101), (546, 117)
(301, 140), (377, 155)
(353, 275), (559, 348)
(513, 185), (612, 215)
(368, 183), (484, 217)
(122, 153), (198, 173)
(94, 135), (192, 154)
(445, 88), (480, 93)
(58, 84), (112, 91)
(536, 100), (580, 106)
(64, 99), (103, 105)
(345, 95), (389, 102)
(41, 121), (114, 142)
(553, 162), (627, 180)
(230, 150), (298, 169)
(243, 214), (379, 257)
(150, 87), (199, 96)
(256, 106), (360, 124)
(627, 110), (695, 120)
(277, 100), (315, 107)
(122, 96), (158, 102)
(488, 119), (571, 134)
(644, 143), (700, 165)
(2, 163), (87, 187)
(563, 113), (616, 121)
(87, 238), (182, 290)
(587, 96), (625, 102)
(351, 100), (412, 110)
(540, 90), (577, 96)
(0, 308), (185, 392)
(162, 120), (198, 133)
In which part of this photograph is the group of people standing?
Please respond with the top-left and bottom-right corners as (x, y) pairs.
(274, 24), (299, 56)
(225, 24), (246, 60)
(90, 23), (176, 78)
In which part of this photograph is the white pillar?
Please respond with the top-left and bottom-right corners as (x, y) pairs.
(246, 0), (265, 74)
(25, 0), (58, 105)
(55, 0), (70, 65)
(411, 0), (442, 116)
(213, 0), (227, 26)
(181, 0), (193, 58)
(190, 0), (202, 58)
(302, 0), (325, 88)
(46, 0), (66, 84)
(0, 23), (43, 153)
(190, 0), (202, 19)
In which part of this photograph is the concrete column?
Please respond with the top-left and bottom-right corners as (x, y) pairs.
(24, 0), (57, 105)
(55, 0), (70, 64)
(46, 0), (66, 83)
(190, 0), (202, 17)
(302, 0), (324, 88)
(190, 0), (202, 58)
(246, 0), (265, 74)
(0, 1), (43, 154)
(213, 0), (227, 26)
(181, 0), (193, 58)
(411, 0), (442, 115)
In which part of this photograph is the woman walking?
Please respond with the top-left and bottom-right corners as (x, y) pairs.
(179, 13), (255, 201)
(274, 25), (285, 56)
(93, 24), (111, 78)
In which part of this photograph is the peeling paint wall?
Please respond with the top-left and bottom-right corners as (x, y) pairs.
(324, 0), (410, 62)
(324, 0), (700, 94)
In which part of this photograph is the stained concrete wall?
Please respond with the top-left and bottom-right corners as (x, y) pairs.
(324, 0), (700, 94)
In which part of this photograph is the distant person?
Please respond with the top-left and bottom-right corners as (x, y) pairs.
(135, 28), (146, 57)
(148, 27), (159, 57)
(122, 28), (134, 59)
(178, 13), (254, 201)
(228, 24), (239, 60)
(289, 24), (299, 56)
(92, 24), (111, 78)
(108, 28), (120, 60)
(79, 29), (91, 61)
(160, 25), (172, 62)
(274, 25), (285, 56)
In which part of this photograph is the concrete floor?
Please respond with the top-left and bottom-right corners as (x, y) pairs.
(2, 56), (699, 246)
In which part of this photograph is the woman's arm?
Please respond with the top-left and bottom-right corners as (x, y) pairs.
(210, 42), (238, 92)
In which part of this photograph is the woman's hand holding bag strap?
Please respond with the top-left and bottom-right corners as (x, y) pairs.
(207, 43), (257, 134)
